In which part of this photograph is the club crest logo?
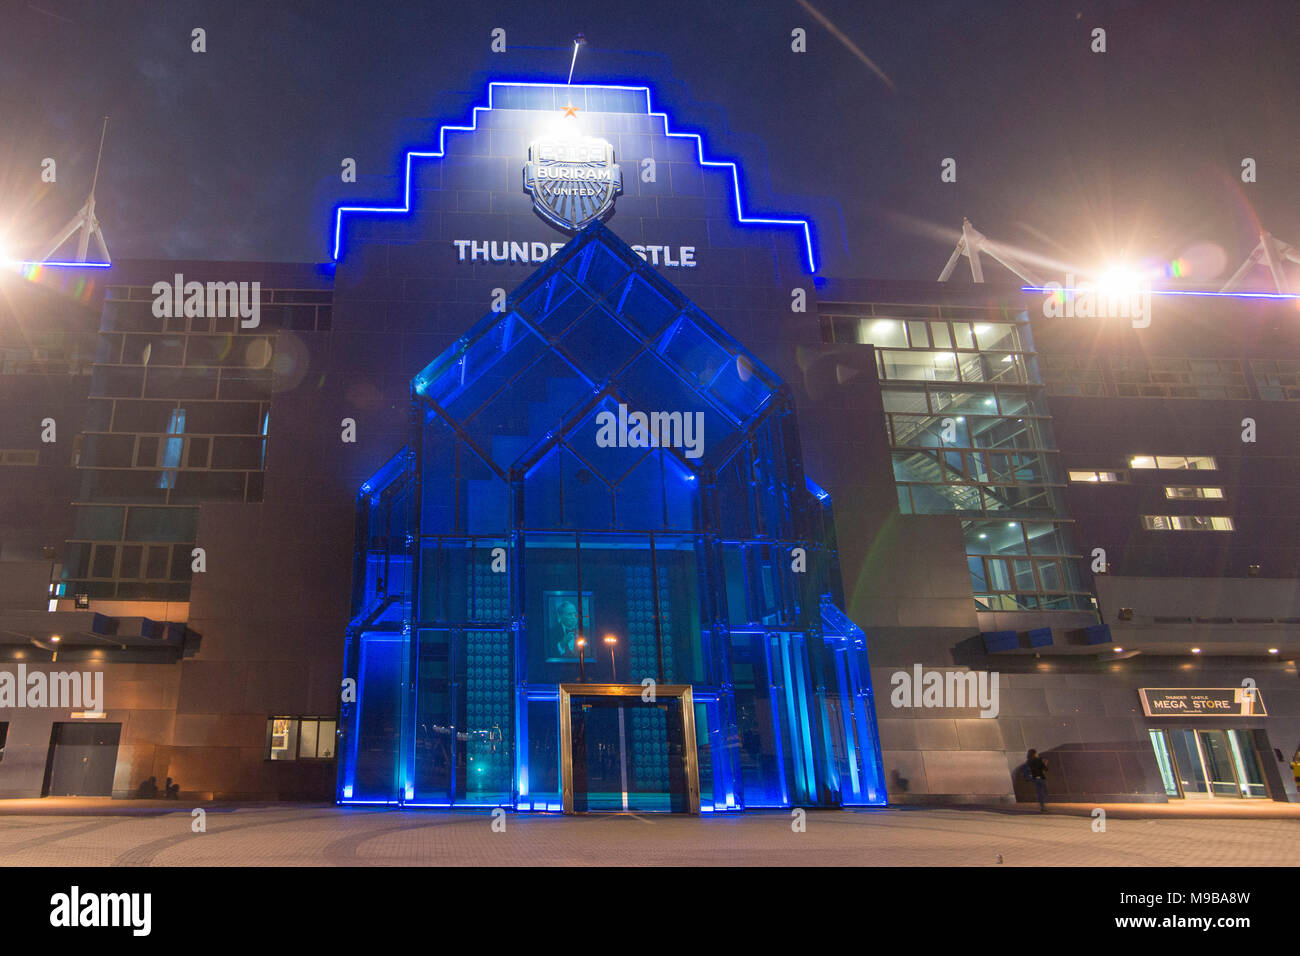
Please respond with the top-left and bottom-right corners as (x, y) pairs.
(523, 136), (622, 232)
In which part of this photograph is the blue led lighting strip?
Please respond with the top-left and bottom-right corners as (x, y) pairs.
(333, 81), (819, 272)
(8, 260), (112, 270)
(1022, 285), (1300, 301)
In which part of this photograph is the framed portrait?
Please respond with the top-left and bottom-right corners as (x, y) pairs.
(544, 590), (595, 662)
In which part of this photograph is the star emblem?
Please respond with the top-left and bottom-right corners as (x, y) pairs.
(561, 103), (579, 118)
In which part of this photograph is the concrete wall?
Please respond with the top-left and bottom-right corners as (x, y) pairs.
(171, 494), (352, 799)
(0, 273), (98, 565)
(864, 628), (1300, 804)
(0, 661), (180, 798)
(1035, 298), (1300, 581)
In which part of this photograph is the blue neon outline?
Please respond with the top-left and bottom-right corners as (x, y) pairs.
(333, 81), (818, 272)
(11, 260), (112, 269)
(1022, 285), (1300, 300)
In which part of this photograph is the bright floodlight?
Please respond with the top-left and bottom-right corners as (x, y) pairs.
(1093, 266), (1145, 296)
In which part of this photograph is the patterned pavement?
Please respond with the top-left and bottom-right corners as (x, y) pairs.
(0, 802), (1296, 866)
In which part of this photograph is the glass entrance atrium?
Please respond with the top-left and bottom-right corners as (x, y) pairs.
(338, 224), (885, 811)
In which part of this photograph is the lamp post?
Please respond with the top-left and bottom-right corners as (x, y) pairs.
(603, 633), (618, 682)
(576, 636), (586, 683)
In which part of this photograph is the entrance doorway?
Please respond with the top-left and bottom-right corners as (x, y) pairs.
(42, 722), (122, 797)
(559, 683), (700, 814)
(1149, 728), (1268, 798)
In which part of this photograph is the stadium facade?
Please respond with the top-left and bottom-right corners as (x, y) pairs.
(0, 81), (1296, 808)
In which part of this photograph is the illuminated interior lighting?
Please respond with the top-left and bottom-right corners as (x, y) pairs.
(1190, 647), (1202, 654)
(1268, 648), (1279, 654)
(333, 81), (819, 271)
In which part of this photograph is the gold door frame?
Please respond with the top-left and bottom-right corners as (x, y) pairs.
(558, 683), (700, 814)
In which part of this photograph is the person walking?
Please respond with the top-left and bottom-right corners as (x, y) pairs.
(1026, 749), (1049, 812)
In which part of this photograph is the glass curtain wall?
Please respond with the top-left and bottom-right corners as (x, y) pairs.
(823, 306), (1092, 611)
(338, 224), (886, 809)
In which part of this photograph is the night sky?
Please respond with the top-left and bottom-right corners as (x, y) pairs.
(2, 0), (1298, 283)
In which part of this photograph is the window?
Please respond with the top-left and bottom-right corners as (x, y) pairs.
(961, 519), (1093, 611)
(877, 349), (960, 382)
(1159, 455), (1216, 470)
(267, 717), (337, 760)
(973, 323), (1019, 350)
(1069, 470), (1123, 483)
(856, 319), (909, 349)
(158, 408), (185, 489)
(1129, 455), (1217, 470)
(124, 506), (198, 542)
(1165, 486), (1224, 499)
(1141, 515), (1234, 531)
(0, 722), (7, 763)
(134, 436), (159, 468)
(1110, 357), (1248, 399)
(184, 436), (212, 469)
(1251, 359), (1300, 400)
(1042, 355), (1106, 397)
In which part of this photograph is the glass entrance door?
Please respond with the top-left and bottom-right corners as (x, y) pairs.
(1227, 730), (1267, 797)
(1198, 730), (1240, 796)
(1165, 729), (1209, 797)
(1150, 728), (1269, 799)
(560, 683), (700, 813)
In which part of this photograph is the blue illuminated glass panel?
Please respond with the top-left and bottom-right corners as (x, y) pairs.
(339, 223), (884, 810)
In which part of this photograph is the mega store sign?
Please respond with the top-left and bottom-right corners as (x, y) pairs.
(1139, 687), (1267, 717)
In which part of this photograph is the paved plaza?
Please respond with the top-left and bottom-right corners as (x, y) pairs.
(0, 801), (1295, 866)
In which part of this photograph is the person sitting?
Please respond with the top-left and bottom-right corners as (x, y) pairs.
(137, 776), (159, 799)
(164, 777), (180, 799)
